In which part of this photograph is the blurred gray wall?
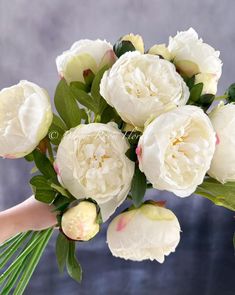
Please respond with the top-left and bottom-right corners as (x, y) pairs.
(0, 0), (235, 294)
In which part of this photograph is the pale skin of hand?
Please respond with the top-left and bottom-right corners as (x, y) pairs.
(0, 196), (57, 244)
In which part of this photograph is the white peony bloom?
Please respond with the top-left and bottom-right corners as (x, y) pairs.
(100, 51), (189, 128)
(208, 102), (235, 183)
(138, 105), (216, 197)
(0, 80), (53, 159)
(61, 201), (99, 241)
(56, 39), (114, 84)
(168, 28), (222, 94)
(55, 123), (135, 222)
(107, 203), (181, 262)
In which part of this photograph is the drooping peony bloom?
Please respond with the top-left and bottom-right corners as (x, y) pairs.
(61, 201), (100, 241)
(138, 105), (216, 197)
(0, 80), (53, 159)
(107, 203), (181, 262)
(100, 51), (189, 128)
(168, 28), (222, 95)
(55, 123), (135, 222)
(208, 102), (235, 183)
(56, 39), (115, 84)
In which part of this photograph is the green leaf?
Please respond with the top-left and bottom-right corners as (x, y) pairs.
(91, 66), (109, 114)
(54, 79), (82, 129)
(185, 75), (195, 90)
(227, 83), (235, 103)
(125, 146), (137, 162)
(70, 81), (88, 92)
(48, 115), (67, 146)
(24, 153), (34, 162)
(198, 94), (215, 111)
(196, 177), (235, 211)
(66, 241), (82, 283)
(53, 195), (70, 212)
(131, 164), (147, 207)
(113, 40), (136, 58)
(50, 183), (70, 198)
(30, 175), (52, 189)
(32, 150), (57, 180)
(188, 83), (203, 103)
(51, 114), (68, 131)
(56, 233), (69, 273)
(100, 105), (122, 124)
(69, 85), (96, 112)
(35, 189), (57, 204)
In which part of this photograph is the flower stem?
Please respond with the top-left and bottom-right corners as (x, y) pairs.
(0, 231), (44, 284)
(47, 141), (54, 163)
(0, 232), (31, 268)
(0, 233), (23, 251)
(214, 94), (228, 101)
(13, 228), (53, 295)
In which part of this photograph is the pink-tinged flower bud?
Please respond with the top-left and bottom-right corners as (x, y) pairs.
(61, 201), (100, 241)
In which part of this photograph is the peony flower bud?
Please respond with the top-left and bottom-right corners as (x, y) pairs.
(0, 80), (53, 159)
(121, 33), (144, 53)
(107, 203), (181, 262)
(148, 44), (172, 61)
(61, 201), (99, 241)
(208, 102), (235, 183)
(56, 39), (113, 84)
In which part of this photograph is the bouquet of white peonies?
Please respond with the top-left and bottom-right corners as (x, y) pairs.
(1, 28), (235, 294)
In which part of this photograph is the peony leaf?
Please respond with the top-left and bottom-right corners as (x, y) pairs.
(227, 83), (235, 103)
(113, 40), (136, 58)
(196, 177), (235, 211)
(54, 79), (82, 129)
(131, 164), (147, 207)
(66, 241), (82, 283)
(34, 189), (57, 204)
(188, 82), (203, 104)
(91, 66), (109, 115)
(32, 149), (57, 181)
(69, 85), (97, 112)
(56, 233), (69, 273)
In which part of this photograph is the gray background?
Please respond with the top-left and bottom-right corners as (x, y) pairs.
(0, 0), (235, 294)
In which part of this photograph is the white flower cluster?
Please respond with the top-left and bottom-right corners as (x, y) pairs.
(1, 28), (234, 264)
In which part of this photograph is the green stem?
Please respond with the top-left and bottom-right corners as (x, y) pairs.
(0, 232), (31, 268)
(214, 94), (228, 101)
(0, 256), (28, 295)
(94, 114), (101, 123)
(13, 228), (53, 295)
(47, 141), (54, 163)
(0, 231), (45, 284)
(0, 233), (23, 251)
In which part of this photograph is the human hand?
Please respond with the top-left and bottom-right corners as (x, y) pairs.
(0, 196), (57, 244)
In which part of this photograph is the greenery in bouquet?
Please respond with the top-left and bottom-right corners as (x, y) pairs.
(0, 28), (235, 294)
